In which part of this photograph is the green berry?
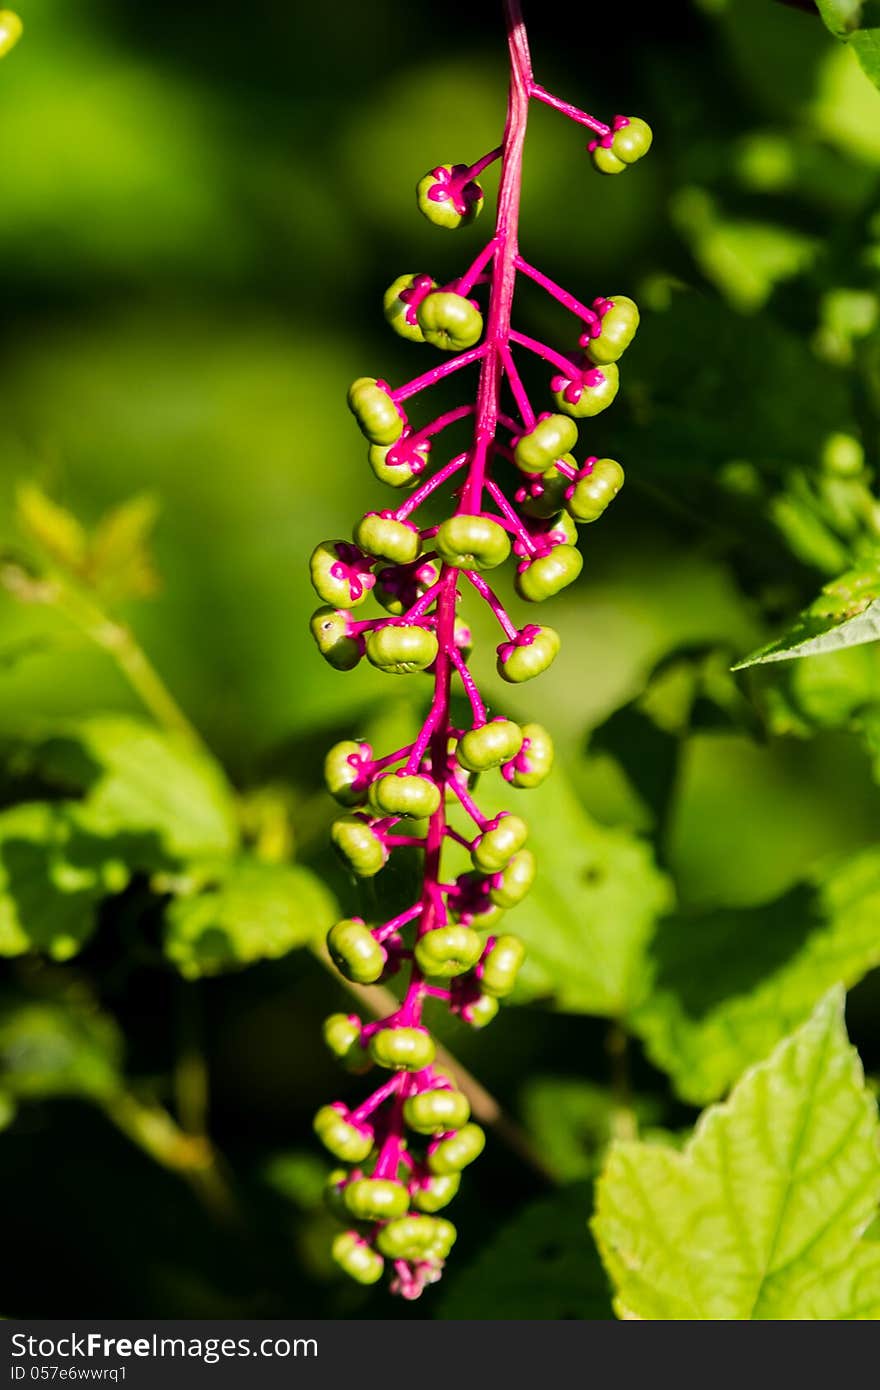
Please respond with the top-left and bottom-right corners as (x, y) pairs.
(310, 540), (372, 609)
(374, 560), (439, 615)
(591, 144), (627, 175)
(370, 1025), (436, 1072)
(520, 458), (576, 518)
(490, 848), (536, 908)
(514, 415), (579, 474)
(369, 772), (441, 819)
(566, 459), (625, 522)
(417, 164), (484, 229)
(330, 815), (388, 878)
(472, 813), (528, 873)
(368, 439), (429, 488)
(347, 377), (405, 445)
(612, 117), (653, 165)
(383, 273), (438, 343)
(515, 545), (583, 602)
(376, 1214), (439, 1260)
(425, 1217), (457, 1260)
(322, 1012), (372, 1073)
(327, 918), (386, 985)
(585, 298), (639, 365)
(324, 740), (370, 806)
(435, 515), (511, 571)
(309, 607), (362, 671)
(497, 626), (560, 683)
(510, 723), (555, 788)
(365, 624), (439, 675)
(314, 1104), (373, 1163)
(416, 291), (483, 352)
(456, 718), (523, 772)
(344, 1177), (409, 1222)
(414, 925), (483, 978)
(354, 514), (421, 566)
(463, 993), (499, 1028)
(404, 1087), (471, 1135)
(553, 362), (619, 419)
(480, 934), (525, 998)
(331, 1231), (384, 1285)
(412, 1173), (461, 1212)
(821, 433), (865, 478)
(428, 1123), (486, 1175)
(547, 510), (579, 544)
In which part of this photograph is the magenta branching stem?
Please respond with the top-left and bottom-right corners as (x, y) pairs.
(311, 0), (650, 1300)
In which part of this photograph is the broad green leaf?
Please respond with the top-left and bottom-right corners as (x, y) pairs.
(817, 0), (880, 90)
(438, 1185), (613, 1320)
(595, 990), (880, 1319)
(0, 802), (129, 960)
(16, 483), (87, 573)
(519, 1078), (662, 1183)
(0, 996), (123, 1102)
(163, 856), (335, 979)
(26, 715), (239, 866)
(734, 598), (880, 668)
(629, 846), (880, 1103)
(508, 766), (672, 1016)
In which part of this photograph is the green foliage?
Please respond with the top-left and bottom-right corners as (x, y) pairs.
(164, 857), (335, 979)
(595, 991), (880, 1319)
(0, 992), (123, 1102)
(817, 0), (880, 90)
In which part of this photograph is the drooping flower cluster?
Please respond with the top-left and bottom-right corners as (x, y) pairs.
(308, 0), (651, 1300)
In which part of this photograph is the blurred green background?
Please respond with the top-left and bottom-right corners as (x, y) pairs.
(1, 0), (880, 1318)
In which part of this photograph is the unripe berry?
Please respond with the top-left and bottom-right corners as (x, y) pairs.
(376, 1214), (439, 1261)
(332, 1231), (384, 1285)
(414, 925), (483, 978)
(461, 993), (500, 1028)
(472, 813), (528, 873)
(428, 1122), (486, 1175)
(566, 458), (625, 523)
(457, 718), (523, 772)
(520, 458), (576, 517)
(417, 164), (484, 229)
(322, 1012), (372, 1073)
(611, 117), (653, 165)
(508, 723), (555, 788)
(411, 1173), (461, 1212)
(347, 377), (405, 445)
(309, 607), (362, 670)
(324, 740), (371, 806)
(354, 513), (421, 566)
(480, 933), (526, 997)
(369, 772), (441, 819)
(327, 918), (386, 984)
(514, 415), (579, 474)
(591, 144), (627, 175)
(314, 1104), (374, 1163)
(370, 1025), (436, 1072)
(365, 624), (439, 675)
(416, 291), (483, 351)
(404, 1087), (471, 1135)
(548, 510), (579, 545)
(490, 848), (536, 908)
(368, 438), (429, 488)
(331, 815), (388, 878)
(425, 1216), (457, 1260)
(552, 362), (619, 419)
(496, 625), (560, 683)
(310, 540), (373, 609)
(344, 1177), (409, 1222)
(515, 545), (583, 602)
(383, 272), (438, 343)
(584, 297), (639, 365)
(435, 514), (511, 571)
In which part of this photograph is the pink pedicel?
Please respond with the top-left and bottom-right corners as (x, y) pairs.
(313, 0), (649, 1296)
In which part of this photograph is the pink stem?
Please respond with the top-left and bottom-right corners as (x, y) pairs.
(373, 904), (423, 942)
(406, 404), (475, 448)
(529, 81), (610, 136)
(464, 568), (520, 640)
(402, 580), (442, 622)
(509, 328), (576, 378)
(448, 775), (490, 831)
(394, 453), (469, 521)
(499, 342), (536, 429)
(405, 698), (444, 772)
(444, 824), (475, 849)
(467, 145), (504, 179)
(392, 346), (487, 404)
(456, 238), (499, 297)
(350, 1074), (403, 1125)
(484, 478), (539, 554)
(498, 411), (522, 436)
(383, 834), (427, 847)
(515, 254), (597, 322)
(449, 647), (487, 725)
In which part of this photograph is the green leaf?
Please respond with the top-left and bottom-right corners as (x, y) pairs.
(508, 765), (673, 1016)
(595, 990), (880, 1319)
(519, 1077), (662, 1183)
(85, 493), (160, 601)
(0, 802), (129, 960)
(163, 856), (335, 979)
(15, 483), (87, 573)
(26, 715), (239, 867)
(734, 598), (880, 668)
(629, 846), (880, 1103)
(817, 0), (880, 90)
(0, 995), (123, 1102)
(438, 1185), (613, 1320)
